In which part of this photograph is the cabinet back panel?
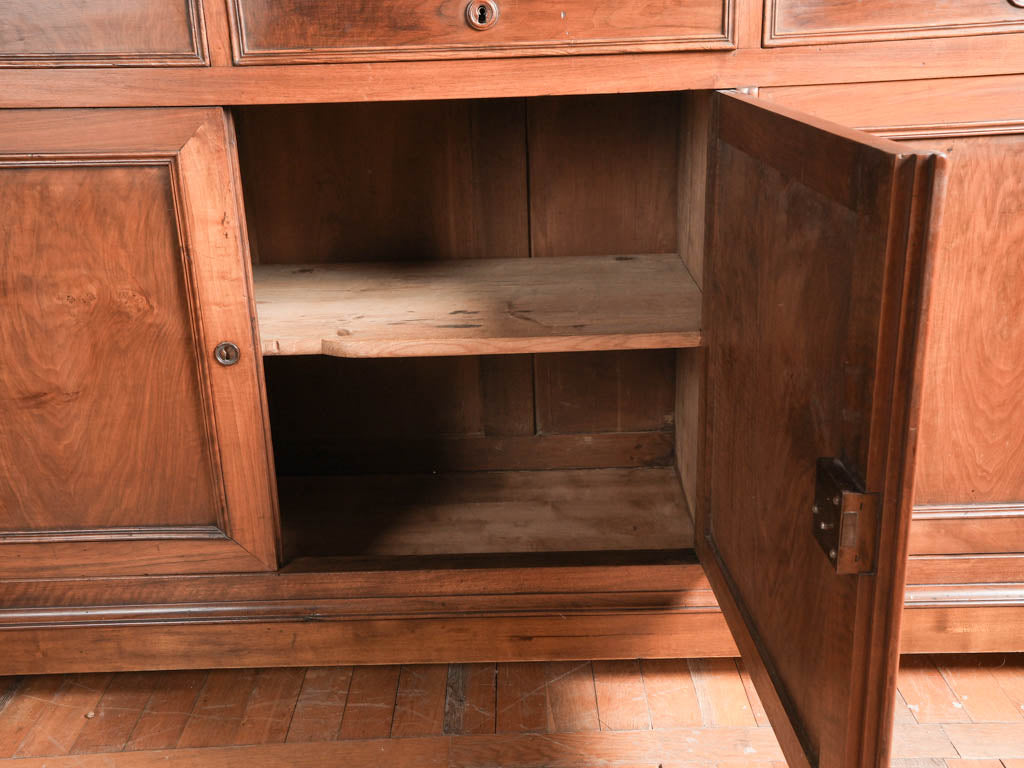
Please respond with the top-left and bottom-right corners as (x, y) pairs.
(240, 94), (683, 472)
(0, 165), (219, 529)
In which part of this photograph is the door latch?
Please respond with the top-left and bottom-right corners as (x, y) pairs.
(813, 458), (877, 575)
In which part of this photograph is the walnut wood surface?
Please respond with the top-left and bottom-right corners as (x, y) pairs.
(254, 256), (700, 358)
(0, 108), (278, 576)
(759, 74), (1024, 134)
(910, 505), (1024, 555)
(0, 0), (206, 66)
(907, 135), (1024, 508)
(698, 92), (944, 768)
(759, 80), (1024, 560)
(765, 0), (1024, 46)
(228, 0), (731, 64)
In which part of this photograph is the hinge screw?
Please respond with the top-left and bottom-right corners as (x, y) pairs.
(832, 495), (841, 506)
(819, 521), (834, 531)
(828, 548), (837, 560)
(812, 504), (820, 515)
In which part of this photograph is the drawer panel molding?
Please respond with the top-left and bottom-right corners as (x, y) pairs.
(228, 0), (734, 64)
(910, 503), (1024, 555)
(0, 0), (208, 67)
(765, 0), (1024, 47)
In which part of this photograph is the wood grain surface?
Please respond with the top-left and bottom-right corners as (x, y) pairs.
(0, 0), (206, 66)
(228, 0), (731, 63)
(0, 108), (279, 576)
(765, 0), (1024, 46)
(907, 135), (1024, 509)
(278, 467), (693, 559)
(699, 92), (943, 768)
(1, 656), (1022, 764)
(254, 255), (701, 358)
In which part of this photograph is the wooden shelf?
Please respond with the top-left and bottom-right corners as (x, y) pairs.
(279, 467), (694, 559)
(254, 254), (701, 358)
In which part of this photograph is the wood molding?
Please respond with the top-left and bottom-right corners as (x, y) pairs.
(4, 34), (1024, 108)
(904, 584), (1024, 607)
(0, 526), (226, 545)
(226, 0), (734, 65)
(908, 553), (1024, 584)
(0, 0), (208, 68)
(910, 504), (1024, 556)
(763, 0), (1024, 47)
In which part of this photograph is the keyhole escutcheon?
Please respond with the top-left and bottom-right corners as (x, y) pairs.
(466, 0), (499, 29)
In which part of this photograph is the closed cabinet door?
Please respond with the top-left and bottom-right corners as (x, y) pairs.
(698, 92), (945, 768)
(0, 108), (278, 577)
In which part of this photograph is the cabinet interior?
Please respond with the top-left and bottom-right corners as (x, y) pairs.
(233, 91), (708, 568)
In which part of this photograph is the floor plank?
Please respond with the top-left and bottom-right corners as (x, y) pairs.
(70, 671), (159, 754)
(495, 662), (548, 734)
(639, 659), (702, 729)
(391, 665), (448, 738)
(0, 675), (66, 757)
(338, 665), (401, 740)
(899, 656), (970, 724)
(545, 661), (600, 733)
(176, 669), (258, 748)
(736, 659), (770, 727)
(285, 667), (352, 743)
(943, 760), (1006, 767)
(124, 670), (207, 752)
(688, 659), (756, 727)
(934, 655), (1024, 723)
(444, 664), (496, 735)
(234, 667), (305, 745)
(2, 736), (450, 768)
(593, 660), (651, 732)
(891, 723), (960, 759)
(448, 727), (784, 766)
(942, 723), (1024, 759)
(15, 673), (112, 758)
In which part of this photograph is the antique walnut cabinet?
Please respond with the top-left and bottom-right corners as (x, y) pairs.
(2, 2), (1024, 767)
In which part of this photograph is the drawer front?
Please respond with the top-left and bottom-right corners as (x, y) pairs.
(0, 0), (206, 67)
(229, 0), (733, 64)
(765, 0), (1024, 46)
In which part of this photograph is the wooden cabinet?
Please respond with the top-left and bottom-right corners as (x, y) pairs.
(0, 108), (278, 577)
(226, 0), (734, 63)
(0, 6), (1022, 768)
(764, 0), (1024, 46)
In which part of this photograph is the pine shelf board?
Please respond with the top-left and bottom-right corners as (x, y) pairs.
(279, 467), (694, 559)
(253, 254), (701, 358)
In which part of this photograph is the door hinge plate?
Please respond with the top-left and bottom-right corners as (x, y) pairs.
(813, 458), (877, 575)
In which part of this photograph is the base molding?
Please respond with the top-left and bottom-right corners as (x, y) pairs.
(0, 560), (1020, 673)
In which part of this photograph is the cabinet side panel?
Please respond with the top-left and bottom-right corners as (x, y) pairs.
(0, 163), (221, 531)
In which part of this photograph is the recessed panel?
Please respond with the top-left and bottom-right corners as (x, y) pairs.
(767, 0), (1024, 45)
(231, 0), (731, 63)
(0, 0), (205, 66)
(0, 164), (221, 531)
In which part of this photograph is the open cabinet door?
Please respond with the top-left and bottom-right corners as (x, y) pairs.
(697, 92), (945, 768)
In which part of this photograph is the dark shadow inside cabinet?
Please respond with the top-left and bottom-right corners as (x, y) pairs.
(233, 91), (706, 567)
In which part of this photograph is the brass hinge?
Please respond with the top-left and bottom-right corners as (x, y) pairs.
(813, 458), (878, 575)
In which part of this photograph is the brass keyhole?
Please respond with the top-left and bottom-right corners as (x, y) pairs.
(466, 0), (499, 29)
(214, 341), (241, 366)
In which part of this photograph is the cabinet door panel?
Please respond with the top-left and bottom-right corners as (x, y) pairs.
(699, 92), (943, 768)
(0, 109), (278, 577)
